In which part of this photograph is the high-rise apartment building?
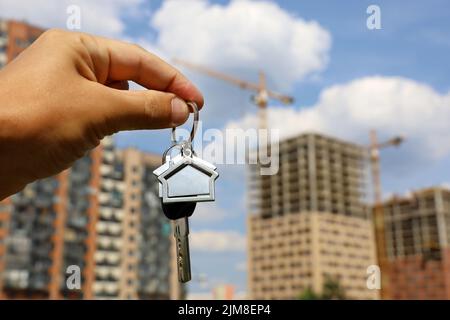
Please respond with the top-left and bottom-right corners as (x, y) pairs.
(0, 20), (8, 67)
(1, 174), (67, 298)
(0, 19), (44, 68)
(0, 140), (180, 299)
(247, 133), (378, 299)
(0, 198), (12, 299)
(116, 148), (181, 300)
(379, 187), (450, 299)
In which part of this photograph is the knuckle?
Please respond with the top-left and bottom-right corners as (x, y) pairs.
(79, 32), (97, 45)
(40, 28), (67, 41)
(142, 93), (158, 120)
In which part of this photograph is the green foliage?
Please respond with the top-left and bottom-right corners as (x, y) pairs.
(321, 277), (346, 300)
(298, 287), (320, 300)
(298, 277), (346, 300)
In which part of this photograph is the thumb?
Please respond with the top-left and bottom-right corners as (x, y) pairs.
(94, 85), (191, 133)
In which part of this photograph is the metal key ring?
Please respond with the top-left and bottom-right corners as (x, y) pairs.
(162, 143), (183, 163)
(171, 101), (199, 145)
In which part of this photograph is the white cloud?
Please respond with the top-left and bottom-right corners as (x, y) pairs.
(0, 0), (144, 37)
(191, 230), (246, 252)
(227, 76), (450, 163)
(191, 202), (228, 224)
(151, 0), (331, 88)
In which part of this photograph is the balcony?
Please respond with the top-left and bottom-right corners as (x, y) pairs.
(100, 164), (114, 177)
(99, 206), (113, 219)
(102, 149), (115, 165)
(93, 281), (119, 296)
(95, 250), (121, 265)
(67, 215), (88, 230)
(3, 270), (29, 289)
(96, 221), (122, 236)
(101, 178), (115, 192)
(95, 266), (121, 280)
(97, 236), (122, 250)
(99, 191), (123, 208)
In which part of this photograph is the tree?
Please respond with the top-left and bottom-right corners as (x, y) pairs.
(298, 287), (320, 300)
(298, 277), (346, 300)
(321, 277), (346, 300)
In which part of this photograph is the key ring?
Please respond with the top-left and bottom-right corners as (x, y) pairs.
(162, 101), (199, 163)
(171, 101), (199, 145)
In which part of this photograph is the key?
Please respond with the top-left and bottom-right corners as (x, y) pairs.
(162, 201), (196, 283)
(174, 216), (191, 283)
(153, 102), (219, 284)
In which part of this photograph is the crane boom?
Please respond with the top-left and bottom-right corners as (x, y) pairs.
(173, 58), (259, 91)
(173, 58), (295, 130)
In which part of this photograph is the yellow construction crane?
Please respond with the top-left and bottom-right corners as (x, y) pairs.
(368, 130), (404, 299)
(173, 58), (294, 130)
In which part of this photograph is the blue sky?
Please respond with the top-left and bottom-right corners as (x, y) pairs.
(114, 0), (450, 297)
(2, 0), (450, 298)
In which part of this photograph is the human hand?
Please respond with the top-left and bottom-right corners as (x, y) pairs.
(0, 29), (203, 200)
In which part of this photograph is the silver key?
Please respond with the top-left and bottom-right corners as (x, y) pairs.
(155, 101), (219, 284)
(174, 216), (191, 283)
(162, 201), (196, 283)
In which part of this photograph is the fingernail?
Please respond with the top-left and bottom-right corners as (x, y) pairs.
(171, 97), (189, 125)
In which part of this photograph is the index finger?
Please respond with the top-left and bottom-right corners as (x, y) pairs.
(94, 36), (204, 107)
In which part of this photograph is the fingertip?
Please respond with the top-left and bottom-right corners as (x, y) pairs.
(173, 78), (204, 109)
(190, 84), (204, 108)
(171, 97), (190, 126)
(189, 83), (204, 109)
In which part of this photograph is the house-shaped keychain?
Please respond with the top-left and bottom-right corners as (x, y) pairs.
(153, 153), (219, 204)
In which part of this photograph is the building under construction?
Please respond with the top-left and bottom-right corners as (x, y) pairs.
(379, 187), (450, 299)
(247, 133), (378, 299)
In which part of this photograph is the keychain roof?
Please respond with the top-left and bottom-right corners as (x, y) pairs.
(153, 102), (219, 203)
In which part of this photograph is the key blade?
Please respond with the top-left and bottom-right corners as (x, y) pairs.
(174, 217), (192, 283)
(174, 216), (189, 237)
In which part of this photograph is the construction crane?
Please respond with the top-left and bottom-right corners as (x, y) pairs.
(368, 130), (404, 300)
(173, 58), (294, 130)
